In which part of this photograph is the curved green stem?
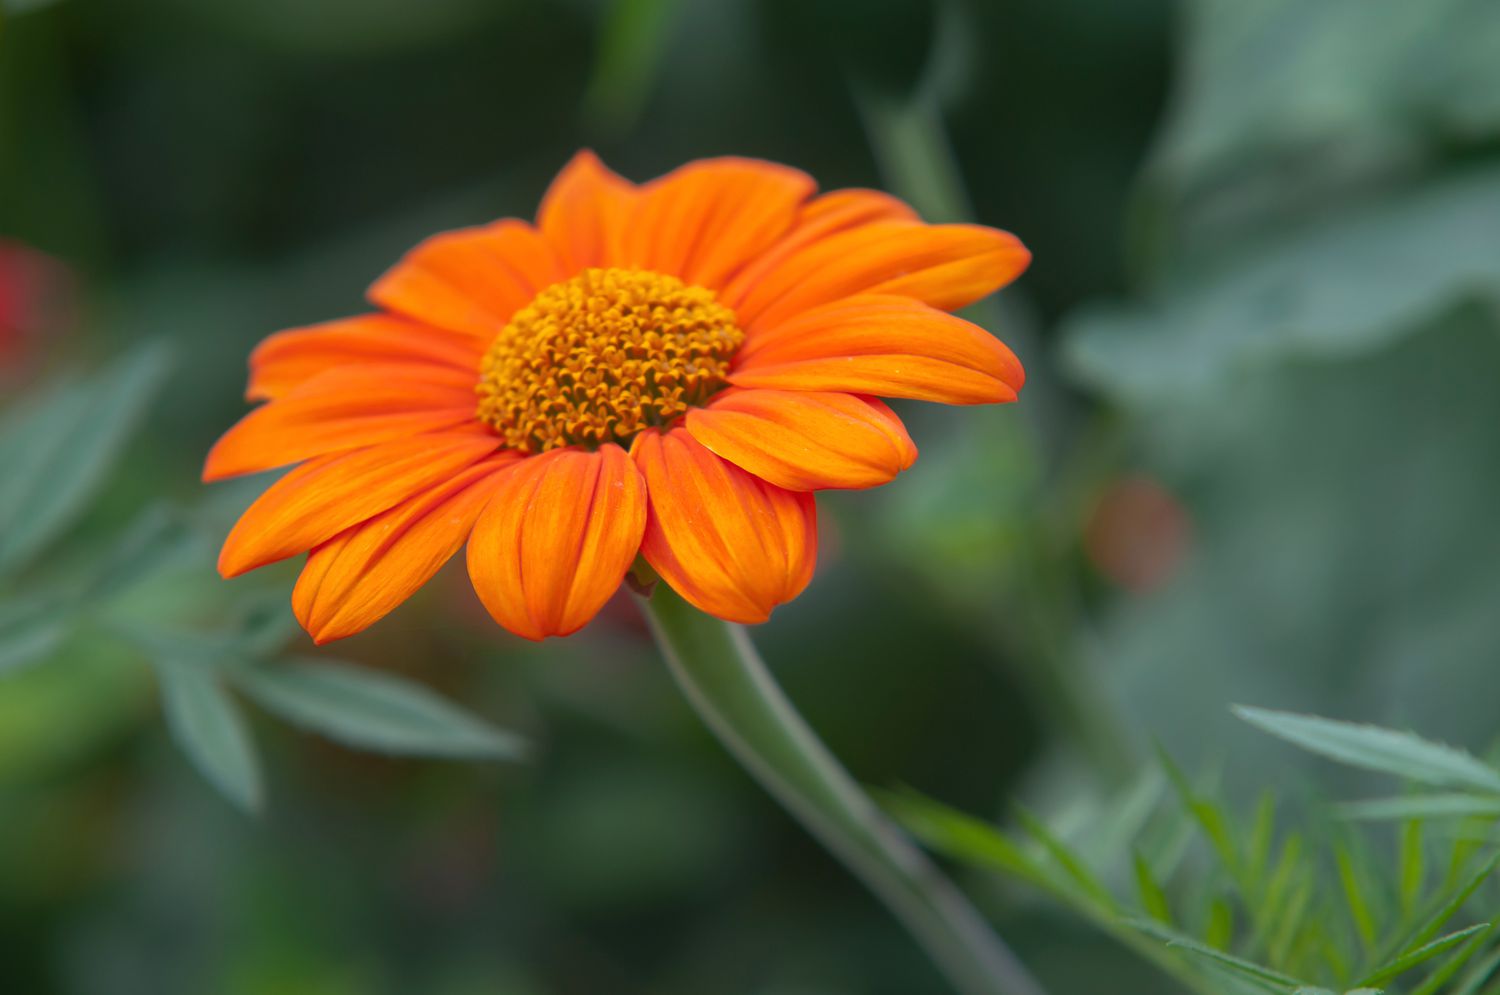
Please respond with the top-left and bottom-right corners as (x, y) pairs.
(638, 587), (1048, 995)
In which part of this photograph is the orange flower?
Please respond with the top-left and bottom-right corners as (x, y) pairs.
(206, 153), (1029, 642)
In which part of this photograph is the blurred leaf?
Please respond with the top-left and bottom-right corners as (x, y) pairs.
(0, 342), (170, 576)
(878, 789), (1057, 894)
(1448, 945), (1500, 995)
(232, 659), (526, 760)
(1128, 918), (1308, 990)
(1393, 852), (1499, 959)
(1336, 846), (1379, 954)
(82, 504), (197, 602)
(0, 597), (68, 676)
(1402, 821), (1427, 918)
(1133, 851), (1172, 924)
(1153, 0), (1500, 195)
(581, 0), (680, 137)
(1159, 748), (1241, 878)
(1357, 924), (1492, 988)
(1340, 796), (1500, 823)
(1205, 897), (1235, 952)
(1013, 804), (1118, 912)
(1408, 924), (1496, 995)
(155, 659), (263, 814)
(1066, 167), (1500, 404)
(1236, 707), (1500, 794)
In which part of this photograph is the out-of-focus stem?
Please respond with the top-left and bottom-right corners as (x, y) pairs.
(638, 586), (1049, 995)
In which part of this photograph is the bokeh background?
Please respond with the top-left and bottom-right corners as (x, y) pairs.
(3, 0), (1499, 992)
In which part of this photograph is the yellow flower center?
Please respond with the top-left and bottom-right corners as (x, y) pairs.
(476, 268), (744, 453)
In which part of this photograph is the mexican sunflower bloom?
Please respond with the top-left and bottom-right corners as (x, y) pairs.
(205, 153), (1029, 642)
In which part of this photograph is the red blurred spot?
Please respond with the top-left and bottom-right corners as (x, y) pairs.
(1084, 474), (1191, 593)
(0, 239), (74, 376)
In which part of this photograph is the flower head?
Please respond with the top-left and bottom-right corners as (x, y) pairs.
(205, 153), (1029, 642)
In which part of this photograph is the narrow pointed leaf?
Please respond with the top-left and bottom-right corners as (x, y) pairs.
(1336, 845), (1379, 954)
(0, 343), (171, 576)
(1158, 746), (1241, 876)
(1128, 918), (1309, 989)
(1448, 945), (1500, 995)
(155, 660), (262, 813)
(1392, 852), (1500, 959)
(233, 659), (527, 760)
(1358, 924), (1493, 987)
(1408, 923), (1495, 995)
(1013, 804), (1118, 912)
(1338, 795), (1500, 822)
(1235, 707), (1500, 794)
(879, 789), (1059, 894)
(1401, 821), (1426, 917)
(1133, 851), (1173, 924)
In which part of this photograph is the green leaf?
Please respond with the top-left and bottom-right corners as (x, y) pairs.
(1392, 852), (1499, 958)
(1267, 876), (1314, 970)
(1339, 795), (1500, 822)
(1448, 944), (1500, 995)
(81, 503), (197, 601)
(879, 789), (1059, 894)
(0, 343), (170, 576)
(1336, 845), (1379, 954)
(1248, 791), (1277, 888)
(1064, 168), (1500, 403)
(232, 659), (527, 760)
(0, 597), (69, 676)
(1205, 897), (1235, 951)
(1150, 0), (1500, 195)
(1133, 851), (1173, 924)
(1013, 804), (1119, 912)
(1259, 832), (1305, 934)
(1128, 918), (1309, 990)
(1408, 923), (1495, 995)
(1235, 707), (1500, 794)
(580, 0), (681, 136)
(1158, 747), (1242, 878)
(155, 660), (262, 814)
(1356, 923), (1492, 987)
(1401, 821), (1427, 918)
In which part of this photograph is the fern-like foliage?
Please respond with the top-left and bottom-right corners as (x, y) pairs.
(886, 709), (1500, 995)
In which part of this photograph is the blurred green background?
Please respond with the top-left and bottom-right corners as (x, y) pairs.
(3, 0), (1500, 992)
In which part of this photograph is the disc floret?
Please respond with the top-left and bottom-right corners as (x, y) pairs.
(477, 267), (743, 453)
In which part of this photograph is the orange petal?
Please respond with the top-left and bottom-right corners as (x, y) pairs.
(731, 294), (1024, 404)
(632, 428), (816, 624)
(247, 313), (482, 401)
(536, 150), (637, 272)
(722, 188), (917, 305)
(466, 444), (646, 640)
(685, 389), (917, 491)
(731, 220), (1030, 331)
(204, 362), (480, 481)
(615, 157), (816, 290)
(218, 431), (501, 578)
(293, 454), (520, 644)
(368, 219), (566, 339)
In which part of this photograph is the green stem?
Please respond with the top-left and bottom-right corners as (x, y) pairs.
(638, 586), (1048, 995)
